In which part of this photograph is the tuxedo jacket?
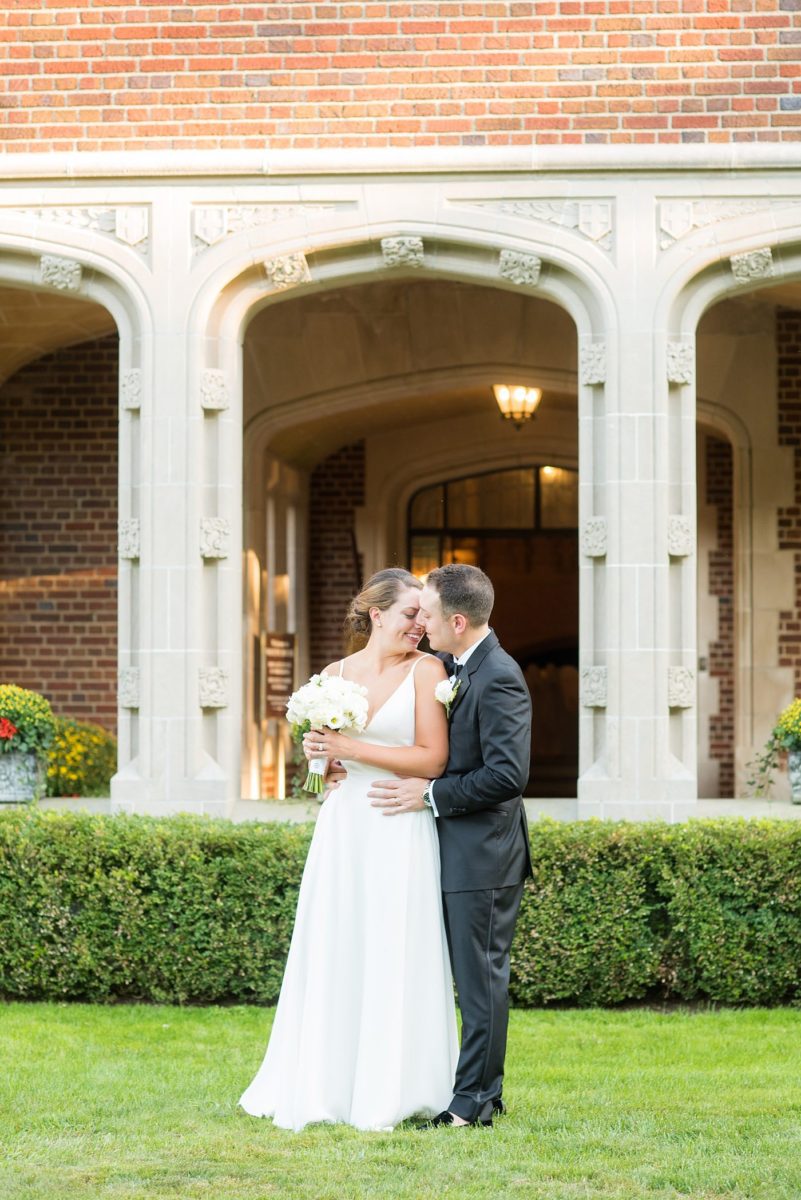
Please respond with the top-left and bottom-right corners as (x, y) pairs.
(434, 631), (533, 893)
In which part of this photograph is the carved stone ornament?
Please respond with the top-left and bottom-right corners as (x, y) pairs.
(39, 254), (82, 291)
(580, 666), (608, 708)
(199, 667), (228, 709)
(191, 202), (354, 251)
(120, 369), (142, 411)
(658, 198), (773, 251)
(457, 197), (614, 252)
(10, 206), (150, 255)
(730, 247), (774, 285)
(666, 341), (694, 386)
(667, 516), (693, 558)
(200, 369), (229, 412)
(581, 517), (608, 558)
(381, 236), (425, 268)
(580, 343), (607, 386)
(668, 666), (695, 709)
(263, 252), (311, 291)
(118, 518), (140, 560)
(498, 249), (542, 287)
(119, 668), (140, 709)
(200, 517), (230, 560)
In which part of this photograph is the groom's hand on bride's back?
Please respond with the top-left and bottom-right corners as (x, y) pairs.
(368, 777), (428, 815)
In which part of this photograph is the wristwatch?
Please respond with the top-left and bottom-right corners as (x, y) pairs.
(422, 783), (433, 808)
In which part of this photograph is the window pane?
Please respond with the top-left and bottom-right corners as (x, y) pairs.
(410, 484), (445, 529)
(447, 469), (535, 529)
(410, 536), (441, 578)
(539, 466), (578, 528)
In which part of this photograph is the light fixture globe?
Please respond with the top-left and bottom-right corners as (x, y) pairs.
(492, 383), (542, 429)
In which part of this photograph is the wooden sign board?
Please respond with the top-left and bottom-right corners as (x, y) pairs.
(265, 632), (296, 718)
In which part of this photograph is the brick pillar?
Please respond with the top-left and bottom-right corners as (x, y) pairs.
(777, 308), (801, 697)
(0, 335), (118, 730)
(705, 435), (734, 797)
(308, 441), (365, 672)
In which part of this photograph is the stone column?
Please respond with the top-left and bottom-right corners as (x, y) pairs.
(577, 198), (698, 819)
(111, 195), (240, 815)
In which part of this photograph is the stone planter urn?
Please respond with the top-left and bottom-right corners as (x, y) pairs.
(788, 750), (801, 805)
(0, 751), (41, 804)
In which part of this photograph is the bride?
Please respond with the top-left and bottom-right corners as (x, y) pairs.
(239, 567), (458, 1132)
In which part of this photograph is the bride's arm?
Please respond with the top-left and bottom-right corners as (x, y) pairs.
(310, 656), (449, 778)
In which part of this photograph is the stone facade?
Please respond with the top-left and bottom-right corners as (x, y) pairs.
(1, 4), (801, 816)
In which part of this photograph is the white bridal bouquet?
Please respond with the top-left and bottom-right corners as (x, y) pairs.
(286, 673), (369, 794)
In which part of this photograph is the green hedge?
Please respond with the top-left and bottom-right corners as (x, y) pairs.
(1, 811), (800, 1006)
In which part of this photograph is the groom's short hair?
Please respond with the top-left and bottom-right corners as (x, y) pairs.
(426, 563), (494, 627)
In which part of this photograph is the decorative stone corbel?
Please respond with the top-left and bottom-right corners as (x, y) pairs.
(120, 369), (142, 411)
(119, 668), (140, 709)
(200, 518), (230, 559)
(381, 237), (425, 268)
(730, 247), (774, 285)
(580, 666), (607, 708)
(666, 341), (694, 386)
(667, 516), (693, 558)
(581, 517), (608, 558)
(498, 249), (542, 287)
(580, 343), (607, 386)
(668, 666), (695, 709)
(263, 252), (311, 290)
(118, 518), (140, 560)
(40, 254), (82, 291)
(199, 667), (228, 709)
(201, 369), (229, 412)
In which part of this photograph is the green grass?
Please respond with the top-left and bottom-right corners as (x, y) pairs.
(2, 1004), (801, 1200)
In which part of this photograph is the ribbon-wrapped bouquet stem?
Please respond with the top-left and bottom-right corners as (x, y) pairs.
(286, 673), (369, 794)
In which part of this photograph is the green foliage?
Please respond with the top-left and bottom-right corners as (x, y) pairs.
(0, 811), (312, 1004)
(46, 718), (117, 797)
(1, 812), (801, 1007)
(0, 683), (56, 757)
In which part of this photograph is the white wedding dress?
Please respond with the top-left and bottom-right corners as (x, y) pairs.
(239, 656), (458, 1132)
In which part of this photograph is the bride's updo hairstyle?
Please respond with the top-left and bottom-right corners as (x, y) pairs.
(344, 567), (422, 651)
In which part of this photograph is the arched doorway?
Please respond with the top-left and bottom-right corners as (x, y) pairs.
(409, 465), (578, 796)
(241, 277), (581, 799)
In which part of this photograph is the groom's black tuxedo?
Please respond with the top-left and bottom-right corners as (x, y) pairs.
(434, 630), (532, 1124)
(434, 631), (532, 892)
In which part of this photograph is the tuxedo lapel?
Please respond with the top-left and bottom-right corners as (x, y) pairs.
(448, 631), (499, 719)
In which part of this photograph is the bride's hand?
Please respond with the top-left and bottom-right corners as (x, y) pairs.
(303, 728), (350, 761)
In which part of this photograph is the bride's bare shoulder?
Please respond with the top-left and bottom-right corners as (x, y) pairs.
(413, 652), (447, 680)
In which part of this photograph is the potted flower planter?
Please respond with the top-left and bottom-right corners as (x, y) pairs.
(0, 685), (55, 805)
(0, 750), (41, 803)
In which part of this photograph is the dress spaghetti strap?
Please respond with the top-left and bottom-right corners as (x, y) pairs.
(338, 660), (345, 677)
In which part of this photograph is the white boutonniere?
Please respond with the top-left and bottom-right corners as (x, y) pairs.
(435, 677), (462, 718)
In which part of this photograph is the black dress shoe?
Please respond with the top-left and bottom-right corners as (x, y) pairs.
(493, 1098), (507, 1116)
(417, 1109), (493, 1130)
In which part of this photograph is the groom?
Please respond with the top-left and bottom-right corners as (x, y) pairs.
(369, 563), (532, 1128)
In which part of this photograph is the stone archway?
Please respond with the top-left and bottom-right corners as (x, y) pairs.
(661, 222), (801, 801)
(0, 230), (150, 805)
(194, 219), (610, 805)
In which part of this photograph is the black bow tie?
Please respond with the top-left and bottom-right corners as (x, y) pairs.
(443, 654), (463, 677)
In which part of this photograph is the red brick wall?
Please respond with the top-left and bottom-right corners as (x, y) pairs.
(705, 433), (734, 797)
(777, 308), (801, 701)
(308, 440), (365, 672)
(2, 2), (800, 152)
(0, 336), (118, 731)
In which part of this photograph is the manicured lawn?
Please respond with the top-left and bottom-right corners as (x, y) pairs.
(2, 1004), (801, 1200)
